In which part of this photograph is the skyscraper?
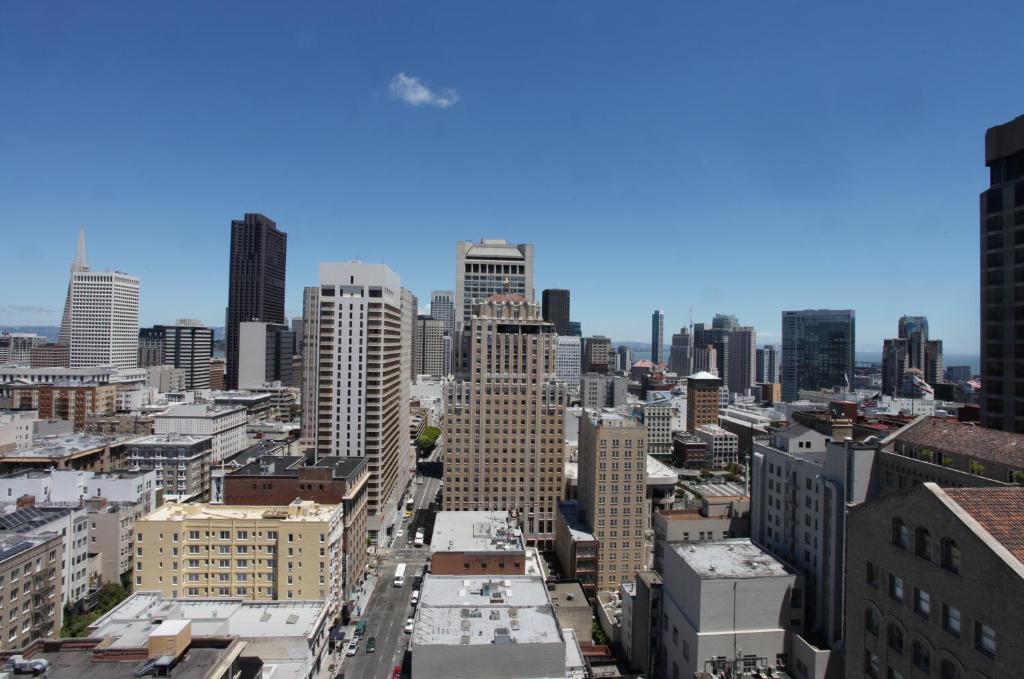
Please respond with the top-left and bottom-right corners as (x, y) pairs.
(668, 328), (692, 376)
(454, 239), (534, 331)
(650, 310), (664, 364)
(443, 294), (566, 545)
(692, 345), (718, 376)
(726, 325), (757, 395)
(881, 338), (909, 396)
(781, 310), (855, 402)
(225, 213), (287, 390)
(615, 344), (634, 373)
(556, 336), (582, 394)
(693, 322), (729, 386)
(299, 285), (320, 449)
(582, 336), (612, 374)
(898, 315), (929, 371)
(686, 371), (721, 432)
(576, 411), (647, 591)
(981, 115), (1024, 430)
(712, 313), (739, 331)
(59, 231), (140, 369)
(430, 290), (455, 337)
(309, 262), (407, 543)
(160, 320), (214, 390)
(238, 322), (295, 388)
(542, 289), (571, 336)
(413, 315), (445, 378)
(755, 344), (779, 384)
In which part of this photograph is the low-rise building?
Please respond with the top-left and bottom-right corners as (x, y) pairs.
(211, 390), (274, 422)
(0, 533), (63, 650)
(429, 510), (526, 575)
(145, 365), (185, 392)
(28, 343), (69, 369)
(693, 424), (739, 469)
(554, 500), (599, 598)
(652, 497), (750, 571)
(580, 373), (627, 410)
(154, 403), (247, 463)
(845, 483), (1024, 679)
(85, 592), (331, 679)
(124, 434), (213, 502)
(0, 504), (89, 605)
(621, 570), (662, 678)
(0, 434), (115, 474)
(658, 539), (801, 679)
(0, 411), (35, 453)
(410, 574), (586, 679)
(672, 431), (708, 470)
(222, 455), (369, 605)
(8, 382), (116, 431)
(133, 500), (345, 619)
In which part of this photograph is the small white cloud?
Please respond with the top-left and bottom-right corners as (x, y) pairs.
(389, 72), (459, 109)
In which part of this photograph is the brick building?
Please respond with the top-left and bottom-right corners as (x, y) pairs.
(429, 511), (526, 576)
(9, 382), (116, 430)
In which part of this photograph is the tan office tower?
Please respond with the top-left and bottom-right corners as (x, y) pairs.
(577, 411), (647, 591)
(310, 262), (407, 544)
(443, 294), (567, 546)
(686, 371), (721, 432)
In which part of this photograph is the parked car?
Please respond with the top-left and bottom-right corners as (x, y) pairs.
(410, 589), (419, 606)
(345, 641), (359, 657)
(391, 666), (402, 679)
(403, 617), (414, 633)
(366, 637), (376, 653)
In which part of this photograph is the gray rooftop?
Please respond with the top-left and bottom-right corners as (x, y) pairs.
(430, 511), (524, 554)
(557, 501), (596, 542)
(89, 592), (327, 647)
(673, 539), (790, 579)
(413, 575), (562, 647)
(1, 433), (111, 458)
(33, 647), (225, 679)
(698, 481), (748, 497)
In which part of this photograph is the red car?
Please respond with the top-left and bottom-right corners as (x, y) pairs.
(391, 666), (402, 679)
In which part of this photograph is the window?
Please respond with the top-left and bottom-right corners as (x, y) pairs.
(911, 641), (930, 672)
(939, 660), (960, 679)
(219, 531), (230, 540)
(864, 650), (880, 679)
(941, 538), (961, 573)
(913, 588), (930, 617)
(891, 518), (909, 548)
(866, 561), (879, 588)
(942, 604), (961, 637)
(975, 622), (996, 657)
(886, 669), (903, 679)
(888, 574), (904, 602)
(864, 607), (879, 636)
(887, 624), (903, 654)
(914, 527), (932, 560)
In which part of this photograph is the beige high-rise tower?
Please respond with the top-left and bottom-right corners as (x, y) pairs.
(577, 411), (648, 591)
(307, 262), (408, 544)
(442, 294), (566, 546)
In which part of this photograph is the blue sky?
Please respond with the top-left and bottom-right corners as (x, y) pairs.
(1, 1), (1020, 354)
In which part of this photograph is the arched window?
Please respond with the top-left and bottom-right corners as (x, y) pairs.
(940, 659), (961, 679)
(892, 518), (909, 548)
(941, 538), (961, 574)
(912, 641), (931, 672)
(888, 623), (904, 654)
(915, 527), (933, 560)
(864, 607), (880, 636)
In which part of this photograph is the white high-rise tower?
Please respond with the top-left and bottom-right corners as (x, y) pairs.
(60, 230), (140, 369)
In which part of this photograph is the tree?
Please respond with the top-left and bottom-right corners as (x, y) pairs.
(592, 619), (610, 645)
(416, 426), (442, 455)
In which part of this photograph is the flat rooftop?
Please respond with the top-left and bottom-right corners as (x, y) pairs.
(126, 433), (212, 446)
(565, 455), (678, 487)
(430, 511), (524, 554)
(33, 647), (225, 679)
(139, 500), (339, 523)
(90, 592), (327, 647)
(674, 539), (789, 579)
(232, 454), (367, 479)
(698, 482), (748, 498)
(413, 575), (562, 647)
(0, 433), (111, 459)
(156, 403), (244, 418)
(558, 501), (596, 542)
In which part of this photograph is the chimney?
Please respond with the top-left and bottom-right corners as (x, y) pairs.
(16, 495), (35, 509)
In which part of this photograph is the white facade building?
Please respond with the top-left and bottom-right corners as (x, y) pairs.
(59, 232), (139, 370)
(0, 411), (35, 452)
(693, 424), (739, 469)
(0, 505), (90, 605)
(153, 403), (246, 463)
(429, 290), (455, 338)
(658, 540), (800, 679)
(0, 333), (45, 365)
(454, 239), (534, 331)
(311, 262), (408, 543)
(555, 336), (582, 395)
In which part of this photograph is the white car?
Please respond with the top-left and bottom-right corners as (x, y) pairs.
(403, 618), (414, 634)
(396, 529), (404, 539)
(345, 640), (359, 656)
(411, 590), (420, 606)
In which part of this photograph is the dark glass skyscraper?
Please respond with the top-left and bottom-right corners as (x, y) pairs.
(651, 310), (664, 364)
(981, 115), (1024, 431)
(542, 288), (571, 336)
(226, 213), (287, 390)
(781, 309), (855, 402)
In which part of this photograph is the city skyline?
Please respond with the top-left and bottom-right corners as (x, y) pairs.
(4, 3), (1019, 355)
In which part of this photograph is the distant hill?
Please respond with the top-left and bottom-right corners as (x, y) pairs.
(0, 326), (59, 341)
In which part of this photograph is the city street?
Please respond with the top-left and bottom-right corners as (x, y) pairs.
(336, 452), (442, 679)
